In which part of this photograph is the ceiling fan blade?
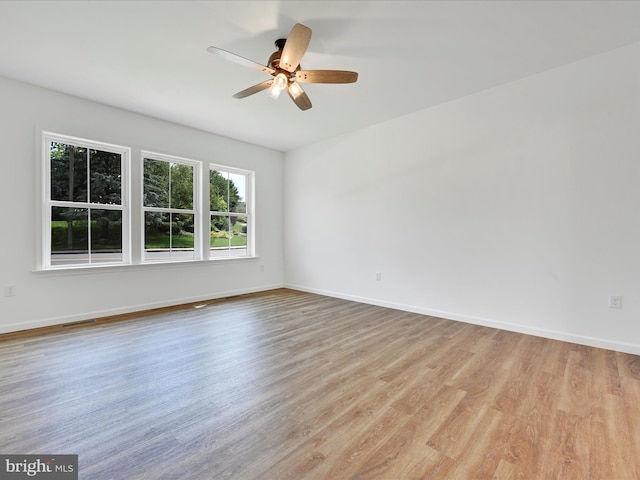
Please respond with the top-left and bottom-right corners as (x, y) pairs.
(296, 70), (358, 84)
(280, 23), (312, 73)
(287, 81), (312, 111)
(232, 79), (273, 99)
(207, 46), (276, 75)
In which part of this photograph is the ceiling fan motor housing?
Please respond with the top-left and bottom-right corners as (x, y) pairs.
(268, 38), (302, 75)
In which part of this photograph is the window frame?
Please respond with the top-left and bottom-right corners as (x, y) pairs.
(141, 150), (203, 263)
(39, 132), (256, 271)
(41, 132), (131, 270)
(208, 163), (255, 260)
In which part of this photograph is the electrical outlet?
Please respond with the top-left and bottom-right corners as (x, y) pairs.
(4, 285), (16, 297)
(376, 272), (382, 281)
(609, 295), (622, 309)
(260, 264), (265, 272)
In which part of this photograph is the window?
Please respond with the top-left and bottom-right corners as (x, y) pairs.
(43, 133), (129, 268)
(209, 165), (253, 258)
(41, 132), (255, 270)
(143, 152), (201, 262)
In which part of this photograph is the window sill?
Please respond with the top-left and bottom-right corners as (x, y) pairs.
(33, 256), (260, 276)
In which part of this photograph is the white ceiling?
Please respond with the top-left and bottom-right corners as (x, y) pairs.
(2, 1), (640, 152)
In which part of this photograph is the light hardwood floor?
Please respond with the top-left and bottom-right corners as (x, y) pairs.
(1, 288), (639, 479)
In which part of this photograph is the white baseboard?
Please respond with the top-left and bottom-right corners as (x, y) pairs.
(284, 283), (640, 356)
(0, 283), (284, 335)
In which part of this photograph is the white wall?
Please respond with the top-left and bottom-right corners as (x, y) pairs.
(284, 42), (640, 355)
(0, 76), (284, 333)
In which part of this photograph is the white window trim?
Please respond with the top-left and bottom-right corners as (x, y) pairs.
(41, 131), (131, 270)
(141, 150), (203, 263)
(208, 163), (255, 260)
(38, 132), (256, 271)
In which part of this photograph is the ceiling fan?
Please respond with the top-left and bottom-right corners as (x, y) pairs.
(207, 23), (358, 111)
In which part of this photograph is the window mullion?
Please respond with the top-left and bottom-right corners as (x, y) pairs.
(144, 206), (195, 215)
(86, 148), (91, 205)
(87, 208), (92, 264)
(50, 200), (124, 210)
(168, 162), (172, 210)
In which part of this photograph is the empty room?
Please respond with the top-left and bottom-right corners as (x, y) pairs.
(1, 1), (639, 479)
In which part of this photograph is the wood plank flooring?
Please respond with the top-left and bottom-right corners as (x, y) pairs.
(1, 288), (639, 479)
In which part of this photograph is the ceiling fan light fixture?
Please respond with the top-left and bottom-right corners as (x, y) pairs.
(268, 73), (288, 100)
(288, 81), (303, 99)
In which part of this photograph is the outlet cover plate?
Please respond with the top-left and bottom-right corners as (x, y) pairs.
(609, 295), (622, 309)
